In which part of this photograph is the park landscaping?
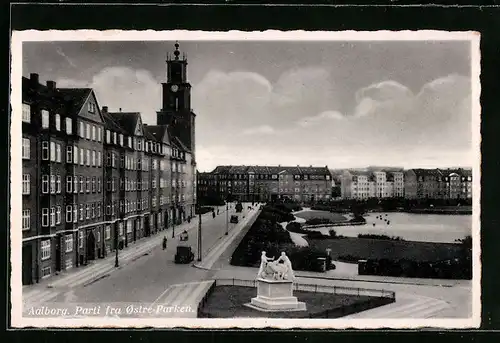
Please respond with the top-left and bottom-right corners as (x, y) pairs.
(198, 285), (393, 318)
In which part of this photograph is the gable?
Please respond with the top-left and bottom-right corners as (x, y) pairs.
(134, 115), (143, 136)
(77, 90), (104, 124)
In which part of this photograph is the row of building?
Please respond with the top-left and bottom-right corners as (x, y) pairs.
(197, 166), (473, 203)
(197, 165), (333, 203)
(21, 43), (197, 285)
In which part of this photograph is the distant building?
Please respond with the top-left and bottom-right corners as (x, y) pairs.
(404, 168), (472, 200)
(341, 170), (404, 200)
(197, 165), (332, 203)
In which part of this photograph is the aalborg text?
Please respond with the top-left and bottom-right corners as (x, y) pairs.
(26, 304), (195, 317)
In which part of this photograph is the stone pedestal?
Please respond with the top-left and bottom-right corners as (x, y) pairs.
(246, 278), (306, 312)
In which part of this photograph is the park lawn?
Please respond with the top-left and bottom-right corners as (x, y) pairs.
(199, 286), (386, 318)
(294, 210), (347, 223)
(307, 237), (464, 262)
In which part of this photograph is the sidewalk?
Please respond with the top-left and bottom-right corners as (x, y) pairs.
(23, 205), (229, 294)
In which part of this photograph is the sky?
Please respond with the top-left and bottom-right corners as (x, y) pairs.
(23, 40), (474, 172)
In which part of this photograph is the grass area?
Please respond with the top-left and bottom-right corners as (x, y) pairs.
(295, 210), (347, 223)
(308, 237), (464, 262)
(199, 285), (390, 318)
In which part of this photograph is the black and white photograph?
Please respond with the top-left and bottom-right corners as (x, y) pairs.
(10, 30), (481, 329)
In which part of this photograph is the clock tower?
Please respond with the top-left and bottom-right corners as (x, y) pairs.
(157, 42), (196, 159)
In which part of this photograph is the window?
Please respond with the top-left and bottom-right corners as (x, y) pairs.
(73, 175), (78, 193)
(88, 102), (95, 113)
(65, 234), (73, 252)
(65, 258), (73, 270)
(41, 266), (51, 278)
(22, 138), (31, 159)
(97, 151), (102, 167)
(73, 205), (77, 223)
(97, 177), (102, 192)
(91, 203), (95, 218)
(22, 174), (30, 195)
(97, 203), (101, 217)
(106, 130), (111, 143)
(56, 206), (62, 224)
(92, 150), (96, 166)
(22, 209), (30, 230)
(55, 114), (61, 131)
(41, 141), (49, 160)
(97, 231), (101, 243)
(66, 146), (73, 163)
(50, 207), (56, 226)
(92, 125), (96, 140)
(22, 103), (31, 123)
(79, 231), (84, 248)
(86, 149), (90, 166)
(66, 117), (72, 134)
(105, 226), (111, 240)
(97, 127), (101, 142)
(56, 175), (61, 193)
(79, 204), (84, 220)
(80, 149), (84, 165)
(113, 132), (117, 145)
(66, 205), (73, 223)
(92, 176), (96, 192)
(79, 121), (84, 137)
(41, 240), (51, 260)
(42, 110), (49, 129)
(56, 143), (61, 162)
(86, 123), (91, 140)
(86, 204), (90, 219)
(119, 134), (123, 146)
(73, 146), (78, 164)
(42, 175), (49, 194)
(50, 175), (56, 194)
(41, 208), (49, 227)
(86, 176), (90, 193)
(50, 142), (56, 162)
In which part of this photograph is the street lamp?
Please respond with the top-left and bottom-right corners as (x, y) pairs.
(197, 203), (202, 261)
(225, 197), (229, 235)
(114, 225), (119, 268)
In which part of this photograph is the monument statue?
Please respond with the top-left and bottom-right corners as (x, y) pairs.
(248, 251), (305, 312)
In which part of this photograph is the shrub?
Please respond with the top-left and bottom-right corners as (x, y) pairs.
(286, 222), (308, 234)
(195, 206), (214, 215)
(305, 218), (333, 225)
(329, 229), (338, 238)
(287, 246), (329, 272)
(358, 234), (404, 241)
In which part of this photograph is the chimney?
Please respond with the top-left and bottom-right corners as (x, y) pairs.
(102, 106), (108, 114)
(119, 108), (122, 112)
(30, 73), (39, 85)
(46, 80), (56, 90)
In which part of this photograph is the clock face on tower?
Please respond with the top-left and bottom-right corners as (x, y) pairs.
(170, 84), (179, 92)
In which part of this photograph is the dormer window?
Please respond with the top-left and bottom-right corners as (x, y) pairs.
(137, 138), (142, 151)
(88, 102), (95, 113)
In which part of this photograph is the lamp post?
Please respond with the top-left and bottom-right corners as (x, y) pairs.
(225, 197), (229, 235)
(114, 225), (119, 268)
(171, 204), (176, 238)
(197, 203), (202, 261)
(278, 170), (286, 201)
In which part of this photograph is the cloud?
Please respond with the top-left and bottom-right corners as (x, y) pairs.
(297, 111), (344, 127)
(55, 46), (78, 68)
(56, 66), (161, 124)
(242, 125), (276, 135)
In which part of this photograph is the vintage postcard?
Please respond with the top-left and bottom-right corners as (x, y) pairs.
(10, 30), (481, 329)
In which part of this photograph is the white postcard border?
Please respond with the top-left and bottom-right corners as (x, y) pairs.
(10, 29), (481, 329)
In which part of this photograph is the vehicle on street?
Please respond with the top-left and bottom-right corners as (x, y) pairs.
(230, 215), (239, 223)
(174, 245), (195, 264)
(180, 230), (189, 241)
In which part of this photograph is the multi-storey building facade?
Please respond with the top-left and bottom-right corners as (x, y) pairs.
(404, 168), (472, 200)
(341, 170), (404, 200)
(197, 165), (332, 203)
(21, 43), (197, 285)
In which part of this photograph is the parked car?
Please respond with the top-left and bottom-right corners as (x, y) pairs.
(174, 246), (194, 264)
(230, 215), (239, 223)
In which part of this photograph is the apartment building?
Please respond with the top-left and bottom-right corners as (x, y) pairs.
(341, 170), (405, 200)
(198, 165), (332, 203)
(21, 43), (197, 285)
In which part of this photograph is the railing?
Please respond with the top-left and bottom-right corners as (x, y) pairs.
(214, 278), (395, 299)
(196, 281), (216, 318)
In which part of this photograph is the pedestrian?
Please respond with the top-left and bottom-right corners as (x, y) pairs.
(162, 236), (167, 250)
(217, 209), (219, 215)
(212, 211), (216, 219)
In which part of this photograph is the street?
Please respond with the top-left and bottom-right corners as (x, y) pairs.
(24, 203), (256, 308)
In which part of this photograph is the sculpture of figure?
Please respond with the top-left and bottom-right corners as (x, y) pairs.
(276, 252), (295, 280)
(258, 251), (274, 279)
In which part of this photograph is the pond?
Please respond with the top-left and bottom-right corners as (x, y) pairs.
(294, 211), (472, 243)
